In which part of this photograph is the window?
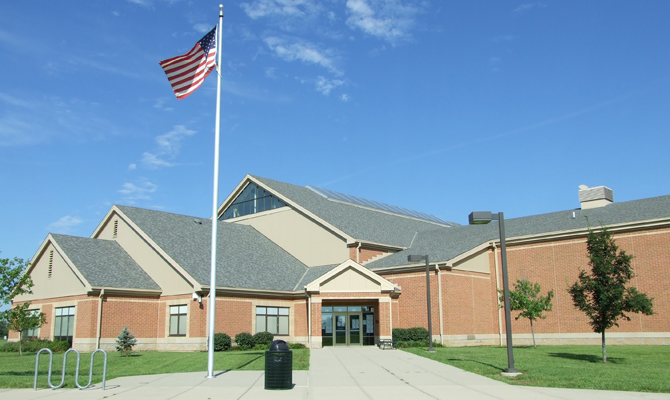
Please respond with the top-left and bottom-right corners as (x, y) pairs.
(256, 306), (289, 335)
(169, 305), (187, 336)
(54, 306), (75, 345)
(221, 183), (286, 220)
(22, 309), (40, 339)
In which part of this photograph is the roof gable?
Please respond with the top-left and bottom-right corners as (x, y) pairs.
(305, 260), (398, 294)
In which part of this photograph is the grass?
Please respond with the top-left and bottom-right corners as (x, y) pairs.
(0, 349), (309, 389)
(403, 345), (670, 393)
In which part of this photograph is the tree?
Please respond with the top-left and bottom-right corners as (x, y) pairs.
(499, 279), (553, 348)
(115, 327), (137, 356)
(1, 254), (46, 356)
(568, 227), (654, 363)
(6, 303), (46, 356)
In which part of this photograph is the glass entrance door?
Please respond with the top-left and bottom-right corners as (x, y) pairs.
(349, 314), (361, 345)
(334, 313), (347, 345)
(322, 305), (375, 347)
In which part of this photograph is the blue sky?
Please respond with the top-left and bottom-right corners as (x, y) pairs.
(1, 0), (670, 261)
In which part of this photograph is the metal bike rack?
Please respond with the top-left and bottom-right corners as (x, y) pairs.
(34, 348), (107, 391)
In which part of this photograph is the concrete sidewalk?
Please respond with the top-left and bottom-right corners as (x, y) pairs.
(2, 347), (669, 400)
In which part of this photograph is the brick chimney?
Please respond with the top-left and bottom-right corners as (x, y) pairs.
(578, 185), (614, 209)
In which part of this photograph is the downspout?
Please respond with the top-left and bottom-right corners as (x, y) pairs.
(436, 266), (444, 345)
(492, 243), (503, 347)
(96, 289), (105, 350)
(356, 242), (361, 263)
(306, 290), (312, 349)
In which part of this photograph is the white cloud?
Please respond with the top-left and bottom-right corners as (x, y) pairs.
(127, 0), (153, 7)
(128, 163), (137, 171)
(0, 94), (113, 147)
(345, 0), (420, 44)
(513, 3), (547, 14)
(193, 23), (212, 34)
(241, 0), (316, 19)
(265, 67), (277, 78)
(340, 94), (349, 102)
(315, 76), (344, 95)
(118, 179), (158, 203)
(265, 37), (342, 75)
(140, 125), (196, 169)
(48, 215), (83, 233)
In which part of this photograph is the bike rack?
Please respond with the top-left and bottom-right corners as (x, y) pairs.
(34, 348), (107, 391)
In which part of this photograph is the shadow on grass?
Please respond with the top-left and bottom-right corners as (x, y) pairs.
(444, 358), (505, 372)
(230, 355), (263, 370)
(548, 353), (623, 364)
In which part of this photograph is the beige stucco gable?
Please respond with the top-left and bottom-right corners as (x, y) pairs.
(217, 175), (352, 267)
(92, 206), (198, 296)
(14, 236), (90, 302)
(305, 260), (400, 294)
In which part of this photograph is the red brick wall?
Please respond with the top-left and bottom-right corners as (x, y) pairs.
(348, 245), (388, 263)
(75, 299), (98, 338)
(214, 297), (252, 336)
(294, 301), (308, 336)
(501, 227), (670, 335)
(383, 272), (442, 333)
(101, 296), (160, 338)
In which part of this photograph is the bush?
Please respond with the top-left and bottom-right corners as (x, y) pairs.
(234, 332), (254, 350)
(115, 327), (137, 357)
(252, 331), (274, 347)
(392, 327), (430, 347)
(287, 342), (306, 349)
(213, 333), (231, 351)
(252, 343), (268, 351)
(0, 339), (70, 353)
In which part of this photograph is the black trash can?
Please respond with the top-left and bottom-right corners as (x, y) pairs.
(265, 340), (292, 390)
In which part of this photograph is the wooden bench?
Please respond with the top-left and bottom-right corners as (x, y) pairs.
(378, 339), (395, 350)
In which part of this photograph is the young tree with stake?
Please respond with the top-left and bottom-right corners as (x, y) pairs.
(499, 279), (553, 348)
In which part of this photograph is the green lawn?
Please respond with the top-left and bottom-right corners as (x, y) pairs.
(404, 345), (670, 393)
(0, 349), (309, 389)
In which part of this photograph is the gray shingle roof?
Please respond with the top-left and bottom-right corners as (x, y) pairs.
(51, 234), (160, 290)
(116, 205), (314, 292)
(366, 194), (670, 270)
(251, 175), (459, 248)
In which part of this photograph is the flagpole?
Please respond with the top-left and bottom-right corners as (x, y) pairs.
(207, 4), (224, 379)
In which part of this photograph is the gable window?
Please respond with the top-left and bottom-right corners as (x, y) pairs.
(54, 306), (75, 345)
(256, 306), (289, 335)
(169, 305), (187, 336)
(221, 182), (286, 220)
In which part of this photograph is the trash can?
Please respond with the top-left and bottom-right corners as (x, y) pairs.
(264, 339), (292, 390)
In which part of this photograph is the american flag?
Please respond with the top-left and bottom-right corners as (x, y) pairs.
(160, 27), (217, 99)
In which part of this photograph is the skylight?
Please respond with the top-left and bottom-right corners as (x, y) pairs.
(306, 186), (456, 226)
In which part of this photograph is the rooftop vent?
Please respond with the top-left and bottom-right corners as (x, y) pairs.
(578, 185), (614, 209)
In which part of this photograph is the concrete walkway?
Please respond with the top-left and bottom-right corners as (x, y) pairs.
(2, 347), (669, 400)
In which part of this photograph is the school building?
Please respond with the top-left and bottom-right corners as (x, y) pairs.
(9, 175), (670, 351)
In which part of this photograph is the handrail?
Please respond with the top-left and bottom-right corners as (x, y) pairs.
(33, 348), (107, 391)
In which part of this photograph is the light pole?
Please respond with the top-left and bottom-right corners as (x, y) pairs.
(468, 211), (519, 375)
(407, 254), (435, 352)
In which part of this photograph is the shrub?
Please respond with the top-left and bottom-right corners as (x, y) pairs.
(392, 328), (409, 342)
(0, 339), (70, 353)
(407, 327), (429, 342)
(252, 331), (274, 347)
(115, 327), (137, 356)
(213, 333), (231, 351)
(234, 332), (254, 350)
(392, 327), (430, 347)
(252, 343), (268, 351)
(287, 342), (306, 349)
